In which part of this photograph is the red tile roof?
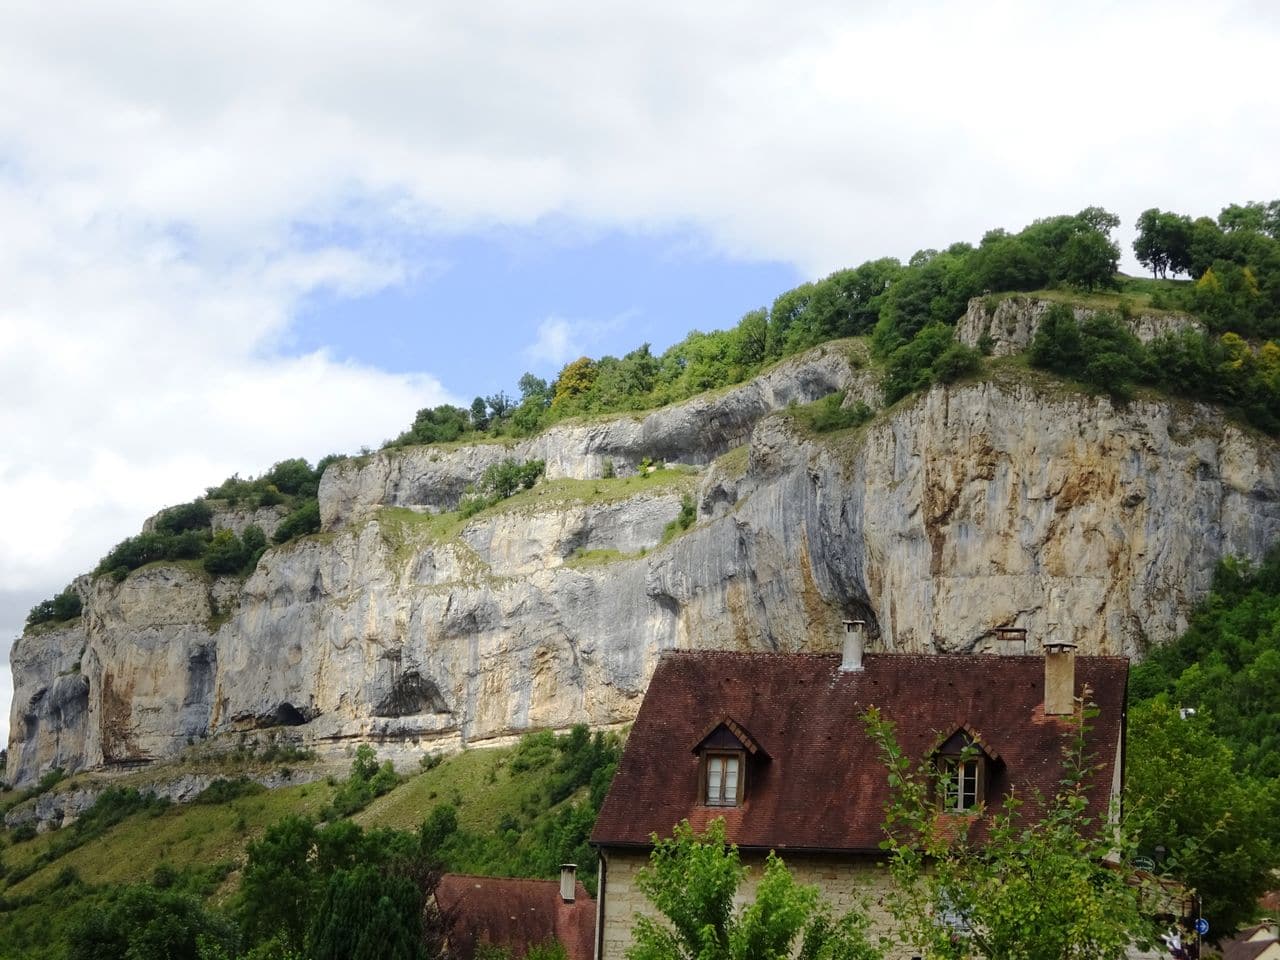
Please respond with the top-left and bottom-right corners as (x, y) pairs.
(437, 874), (595, 960)
(591, 651), (1128, 852)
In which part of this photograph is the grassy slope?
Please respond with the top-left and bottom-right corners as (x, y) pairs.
(0, 740), (595, 957)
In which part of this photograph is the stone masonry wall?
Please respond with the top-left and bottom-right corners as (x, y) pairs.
(599, 848), (905, 960)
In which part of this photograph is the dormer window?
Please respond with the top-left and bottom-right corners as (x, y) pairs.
(706, 752), (742, 806)
(932, 726), (999, 814)
(691, 716), (767, 809)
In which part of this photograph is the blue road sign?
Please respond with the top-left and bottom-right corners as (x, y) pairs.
(1195, 918), (1209, 936)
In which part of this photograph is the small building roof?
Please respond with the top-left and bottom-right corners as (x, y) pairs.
(1221, 925), (1280, 960)
(436, 873), (595, 960)
(591, 650), (1128, 853)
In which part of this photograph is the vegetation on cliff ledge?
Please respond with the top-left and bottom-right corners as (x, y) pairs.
(383, 199), (1280, 449)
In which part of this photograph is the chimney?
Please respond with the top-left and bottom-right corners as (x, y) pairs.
(994, 626), (1028, 655)
(560, 864), (577, 903)
(841, 620), (866, 672)
(1043, 641), (1078, 715)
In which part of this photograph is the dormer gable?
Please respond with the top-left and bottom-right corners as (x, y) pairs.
(690, 716), (766, 808)
(690, 715), (768, 759)
(931, 725), (1000, 763)
(930, 726), (1001, 813)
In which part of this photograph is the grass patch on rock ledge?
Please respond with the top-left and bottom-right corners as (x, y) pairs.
(378, 469), (699, 562)
(564, 547), (645, 568)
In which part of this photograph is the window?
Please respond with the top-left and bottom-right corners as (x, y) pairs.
(705, 752), (742, 806)
(940, 757), (981, 812)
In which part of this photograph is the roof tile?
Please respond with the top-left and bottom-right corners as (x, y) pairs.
(591, 651), (1128, 852)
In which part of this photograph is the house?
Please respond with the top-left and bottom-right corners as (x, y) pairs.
(589, 622), (1130, 960)
(436, 867), (596, 960)
(1219, 923), (1280, 960)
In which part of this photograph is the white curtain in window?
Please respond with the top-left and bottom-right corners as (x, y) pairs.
(707, 757), (724, 803)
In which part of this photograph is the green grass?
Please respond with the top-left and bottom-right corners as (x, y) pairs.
(986, 275), (1191, 317)
(713, 444), (750, 481)
(354, 747), (519, 834)
(4, 779), (336, 899)
(0, 736), (600, 901)
(377, 470), (699, 565)
(564, 547), (644, 568)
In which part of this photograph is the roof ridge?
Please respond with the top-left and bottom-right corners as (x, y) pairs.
(442, 872), (567, 885)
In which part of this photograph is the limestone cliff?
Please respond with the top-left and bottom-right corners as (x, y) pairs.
(8, 311), (1280, 788)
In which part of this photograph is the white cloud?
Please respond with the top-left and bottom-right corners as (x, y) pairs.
(2, 0), (1279, 733)
(523, 311), (634, 370)
(526, 317), (580, 369)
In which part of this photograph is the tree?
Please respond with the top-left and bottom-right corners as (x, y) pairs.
(239, 815), (319, 952)
(732, 308), (769, 367)
(1126, 700), (1278, 934)
(1133, 208), (1193, 279)
(470, 396), (489, 429)
(264, 458), (321, 498)
(308, 862), (434, 960)
(552, 357), (599, 408)
(485, 391), (513, 420)
(26, 587), (82, 627)
(1061, 229), (1119, 291)
(864, 706), (1160, 960)
(238, 813), (453, 958)
(518, 373), (551, 406)
(67, 883), (238, 960)
(626, 819), (882, 960)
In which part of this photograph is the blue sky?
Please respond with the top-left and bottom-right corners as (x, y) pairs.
(3, 0), (1279, 747)
(287, 223), (800, 407)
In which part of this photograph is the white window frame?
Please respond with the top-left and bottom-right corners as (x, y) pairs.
(704, 751), (743, 807)
(940, 756), (982, 812)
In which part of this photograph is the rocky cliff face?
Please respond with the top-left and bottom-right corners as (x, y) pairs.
(8, 319), (1280, 788)
(954, 295), (1202, 356)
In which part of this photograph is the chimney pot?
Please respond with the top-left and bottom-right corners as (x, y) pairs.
(841, 620), (866, 672)
(1043, 641), (1078, 715)
(560, 864), (577, 903)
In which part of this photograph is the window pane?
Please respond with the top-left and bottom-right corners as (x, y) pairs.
(943, 762), (959, 809)
(962, 760), (978, 808)
(724, 757), (739, 804)
(707, 757), (723, 804)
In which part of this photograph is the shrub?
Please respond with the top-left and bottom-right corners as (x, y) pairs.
(153, 501), (212, 536)
(193, 778), (266, 805)
(881, 323), (956, 404)
(661, 494), (698, 541)
(26, 588), (82, 628)
(808, 392), (874, 433)
(931, 342), (982, 383)
(203, 530), (247, 576)
(273, 500), (321, 544)
(479, 458), (545, 499)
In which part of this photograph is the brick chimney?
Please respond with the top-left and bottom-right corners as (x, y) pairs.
(840, 620), (866, 672)
(560, 863), (577, 902)
(1044, 641), (1078, 716)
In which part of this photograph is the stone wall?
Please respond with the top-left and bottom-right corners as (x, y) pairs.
(599, 848), (903, 960)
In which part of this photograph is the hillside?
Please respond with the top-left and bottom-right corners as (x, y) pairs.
(7, 295), (1280, 792)
(0, 731), (616, 960)
(9, 200), (1280, 792)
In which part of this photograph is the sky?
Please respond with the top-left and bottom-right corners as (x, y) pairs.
(2, 0), (1278, 750)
